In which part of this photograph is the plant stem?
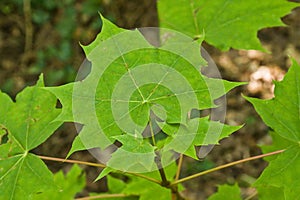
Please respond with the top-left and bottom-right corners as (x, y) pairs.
(75, 193), (128, 200)
(154, 153), (169, 186)
(170, 149), (285, 186)
(126, 172), (161, 184)
(153, 152), (185, 199)
(149, 118), (156, 146)
(245, 189), (257, 200)
(38, 155), (161, 184)
(175, 154), (183, 181)
(38, 155), (106, 168)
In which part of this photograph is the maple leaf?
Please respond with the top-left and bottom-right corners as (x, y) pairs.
(245, 60), (300, 199)
(0, 75), (62, 199)
(158, 0), (299, 50)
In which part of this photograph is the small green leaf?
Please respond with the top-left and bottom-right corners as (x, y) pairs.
(123, 177), (171, 200)
(32, 165), (85, 200)
(95, 167), (114, 182)
(90, 175), (138, 200)
(107, 175), (127, 194)
(96, 160), (180, 199)
(204, 77), (246, 100)
(122, 163), (178, 200)
(160, 117), (242, 159)
(208, 183), (241, 200)
(107, 135), (156, 172)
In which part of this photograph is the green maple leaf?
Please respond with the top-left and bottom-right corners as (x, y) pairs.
(246, 60), (300, 143)
(47, 15), (242, 173)
(259, 131), (293, 162)
(106, 135), (157, 172)
(245, 60), (300, 199)
(158, 117), (242, 159)
(0, 152), (54, 199)
(255, 146), (300, 200)
(122, 162), (178, 200)
(208, 183), (241, 200)
(0, 75), (63, 199)
(32, 164), (86, 200)
(91, 163), (179, 200)
(89, 175), (138, 200)
(256, 185), (284, 200)
(158, 0), (299, 50)
(123, 177), (171, 200)
(91, 176), (171, 200)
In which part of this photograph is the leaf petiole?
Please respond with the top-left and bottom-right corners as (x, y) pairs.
(170, 149), (285, 186)
(38, 155), (161, 184)
(75, 193), (130, 200)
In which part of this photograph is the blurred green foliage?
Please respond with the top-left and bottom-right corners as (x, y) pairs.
(184, 159), (215, 176)
(0, 0), (114, 94)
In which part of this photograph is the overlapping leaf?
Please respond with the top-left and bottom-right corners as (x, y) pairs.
(158, 0), (299, 50)
(246, 60), (300, 199)
(0, 75), (63, 199)
(47, 16), (242, 173)
(106, 135), (157, 172)
(47, 16), (211, 151)
(159, 116), (242, 159)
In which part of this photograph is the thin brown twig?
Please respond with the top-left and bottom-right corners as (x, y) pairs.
(149, 118), (156, 146)
(75, 193), (128, 200)
(175, 154), (183, 181)
(38, 155), (161, 184)
(245, 189), (258, 200)
(170, 149), (285, 186)
(126, 171), (161, 184)
(38, 155), (106, 168)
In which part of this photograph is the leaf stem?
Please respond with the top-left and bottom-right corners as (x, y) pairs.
(149, 117), (156, 146)
(75, 193), (129, 200)
(244, 189), (257, 200)
(154, 153), (169, 186)
(38, 155), (106, 168)
(170, 149), (285, 186)
(175, 154), (183, 181)
(126, 172), (161, 185)
(190, 1), (200, 35)
(38, 155), (161, 184)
